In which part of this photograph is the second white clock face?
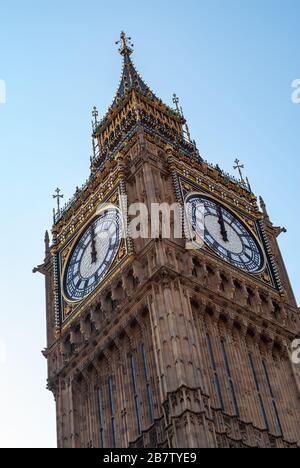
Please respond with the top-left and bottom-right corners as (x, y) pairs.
(186, 196), (265, 273)
(63, 209), (122, 302)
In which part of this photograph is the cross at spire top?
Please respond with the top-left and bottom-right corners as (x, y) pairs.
(233, 159), (252, 192)
(53, 187), (64, 213)
(173, 94), (181, 114)
(173, 93), (192, 143)
(116, 31), (134, 57)
(233, 158), (245, 183)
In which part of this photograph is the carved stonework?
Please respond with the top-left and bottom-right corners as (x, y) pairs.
(38, 34), (300, 449)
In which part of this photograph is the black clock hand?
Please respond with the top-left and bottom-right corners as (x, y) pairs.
(217, 206), (229, 242)
(90, 224), (98, 264)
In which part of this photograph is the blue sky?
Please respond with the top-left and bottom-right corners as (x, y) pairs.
(0, 0), (299, 448)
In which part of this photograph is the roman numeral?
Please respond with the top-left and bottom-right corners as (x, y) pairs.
(244, 252), (252, 261)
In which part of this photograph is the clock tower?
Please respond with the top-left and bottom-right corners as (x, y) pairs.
(36, 33), (300, 448)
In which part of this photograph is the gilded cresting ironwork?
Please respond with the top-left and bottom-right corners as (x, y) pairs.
(36, 32), (300, 449)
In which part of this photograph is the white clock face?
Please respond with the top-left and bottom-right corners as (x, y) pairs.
(63, 209), (122, 302)
(186, 196), (265, 273)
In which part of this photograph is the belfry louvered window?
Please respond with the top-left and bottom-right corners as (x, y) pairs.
(249, 353), (270, 431)
(96, 386), (105, 448)
(130, 354), (142, 435)
(206, 334), (224, 411)
(262, 360), (283, 436)
(141, 344), (155, 424)
(108, 377), (117, 448)
(220, 340), (239, 417)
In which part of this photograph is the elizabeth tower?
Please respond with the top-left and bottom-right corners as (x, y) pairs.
(36, 34), (300, 448)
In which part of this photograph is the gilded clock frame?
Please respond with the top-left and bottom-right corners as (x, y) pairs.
(57, 187), (131, 326)
(61, 202), (124, 305)
(184, 190), (267, 275)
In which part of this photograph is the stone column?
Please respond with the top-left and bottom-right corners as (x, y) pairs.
(148, 268), (216, 448)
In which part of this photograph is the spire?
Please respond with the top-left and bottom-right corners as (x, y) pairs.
(89, 32), (199, 173)
(112, 32), (158, 108)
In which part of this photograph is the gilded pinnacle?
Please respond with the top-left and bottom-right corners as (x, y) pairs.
(116, 31), (134, 57)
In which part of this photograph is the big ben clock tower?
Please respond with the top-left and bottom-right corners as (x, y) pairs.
(35, 33), (300, 449)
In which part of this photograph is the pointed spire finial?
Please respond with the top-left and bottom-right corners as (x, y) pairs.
(259, 196), (270, 220)
(233, 159), (252, 192)
(44, 231), (50, 256)
(92, 105), (99, 132)
(173, 93), (192, 143)
(173, 94), (180, 114)
(116, 31), (134, 57)
(233, 158), (245, 182)
(92, 105), (98, 123)
(53, 187), (64, 214)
